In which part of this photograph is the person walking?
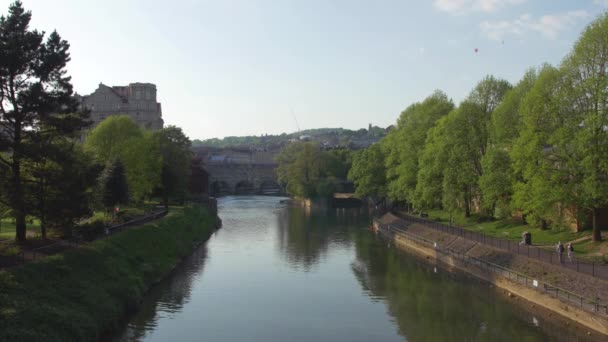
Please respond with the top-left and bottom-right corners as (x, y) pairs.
(556, 241), (564, 263)
(567, 243), (574, 262)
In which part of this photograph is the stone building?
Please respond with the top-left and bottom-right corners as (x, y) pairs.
(79, 82), (164, 130)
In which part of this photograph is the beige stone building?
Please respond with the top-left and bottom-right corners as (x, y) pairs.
(79, 82), (164, 130)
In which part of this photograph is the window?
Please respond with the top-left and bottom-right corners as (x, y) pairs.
(135, 90), (142, 99)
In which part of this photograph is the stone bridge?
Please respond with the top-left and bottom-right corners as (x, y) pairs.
(195, 147), (283, 196)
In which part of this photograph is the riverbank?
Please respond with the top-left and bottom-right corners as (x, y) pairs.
(374, 213), (608, 337)
(0, 206), (218, 342)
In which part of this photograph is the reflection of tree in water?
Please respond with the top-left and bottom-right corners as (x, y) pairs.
(276, 206), (369, 271)
(114, 245), (209, 342)
(351, 232), (590, 342)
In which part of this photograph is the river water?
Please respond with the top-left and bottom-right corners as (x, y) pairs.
(112, 196), (594, 341)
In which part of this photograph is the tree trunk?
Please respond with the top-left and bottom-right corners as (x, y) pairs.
(40, 219), (47, 240)
(13, 158), (27, 243)
(540, 219), (548, 230)
(592, 207), (602, 242)
(15, 211), (26, 243)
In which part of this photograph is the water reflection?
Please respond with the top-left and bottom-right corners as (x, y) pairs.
(276, 204), (368, 271)
(351, 231), (598, 342)
(114, 245), (209, 342)
(112, 197), (595, 342)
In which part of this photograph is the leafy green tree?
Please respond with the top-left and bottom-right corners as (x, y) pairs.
(99, 159), (129, 212)
(0, 1), (89, 242)
(480, 70), (537, 217)
(511, 65), (566, 229)
(84, 115), (142, 161)
(30, 142), (100, 238)
(121, 131), (162, 201)
(385, 91), (453, 203)
(555, 12), (608, 241)
(153, 126), (192, 207)
(348, 144), (387, 198)
(276, 142), (323, 198)
(85, 116), (161, 202)
(415, 115), (451, 212)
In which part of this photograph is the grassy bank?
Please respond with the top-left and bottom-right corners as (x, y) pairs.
(422, 209), (583, 244)
(0, 206), (216, 342)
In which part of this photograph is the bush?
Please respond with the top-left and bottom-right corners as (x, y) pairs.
(74, 220), (107, 241)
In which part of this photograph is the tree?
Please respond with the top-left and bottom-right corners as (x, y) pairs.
(0, 2), (89, 242)
(85, 116), (161, 202)
(511, 65), (566, 229)
(99, 159), (129, 213)
(84, 115), (142, 162)
(415, 115), (450, 212)
(29, 142), (100, 238)
(153, 126), (192, 208)
(188, 156), (209, 196)
(121, 131), (162, 201)
(348, 144), (387, 198)
(480, 70), (538, 217)
(276, 142), (324, 198)
(385, 91), (453, 203)
(556, 12), (608, 241)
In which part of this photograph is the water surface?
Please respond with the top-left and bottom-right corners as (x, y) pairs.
(113, 196), (593, 341)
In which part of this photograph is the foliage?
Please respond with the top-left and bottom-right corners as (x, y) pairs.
(152, 126), (193, 206)
(84, 115), (142, 162)
(73, 219), (106, 241)
(348, 144), (387, 198)
(27, 141), (101, 238)
(0, 1), (90, 242)
(276, 142), (351, 198)
(85, 116), (162, 201)
(383, 91), (454, 202)
(0, 206), (215, 342)
(99, 159), (129, 210)
(188, 156), (208, 195)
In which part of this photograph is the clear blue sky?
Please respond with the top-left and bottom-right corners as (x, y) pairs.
(6, 0), (608, 140)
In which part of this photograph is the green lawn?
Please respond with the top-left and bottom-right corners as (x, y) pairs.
(422, 209), (586, 245)
(0, 205), (216, 342)
(0, 218), (41, 240)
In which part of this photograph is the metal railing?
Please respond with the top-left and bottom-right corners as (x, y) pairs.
(392, 212), (608, 281)
(377, 221), (608, 316)
(0, 209), (168, 268)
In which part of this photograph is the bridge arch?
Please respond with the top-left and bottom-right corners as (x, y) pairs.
(234, 180), (255, 195)
(211, 181), (231, 197)
(259, 180), (281, 196)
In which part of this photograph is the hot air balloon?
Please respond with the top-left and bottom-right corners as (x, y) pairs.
(474, 48), (478, 53)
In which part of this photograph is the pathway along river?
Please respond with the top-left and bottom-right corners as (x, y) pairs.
(112, 196), (596, 341)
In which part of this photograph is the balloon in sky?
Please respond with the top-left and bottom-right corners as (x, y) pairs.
(474, 48), (478, 53)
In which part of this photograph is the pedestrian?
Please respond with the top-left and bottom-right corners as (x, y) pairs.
(556, 241), (564, 263)
(567, 243), (574, 262)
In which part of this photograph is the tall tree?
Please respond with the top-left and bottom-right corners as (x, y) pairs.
(511, 65), (566, 229)
(99, 159), (129, 213)
(85, 115), (161, 202)
(348, 144), (387, 198)
(153, 126), (192, 208)
(385, 91), (454, 203)
(0, 1), (89, 242)
(479, 70), (538, 216)
(557, 12), (608, 241)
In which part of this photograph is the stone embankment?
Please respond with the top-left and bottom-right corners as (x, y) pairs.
(374, 212), (608, 337)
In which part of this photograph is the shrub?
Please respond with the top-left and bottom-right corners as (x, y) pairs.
(74, 220), (107, 241)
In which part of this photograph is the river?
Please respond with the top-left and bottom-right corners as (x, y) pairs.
(112, 196), (594, 341)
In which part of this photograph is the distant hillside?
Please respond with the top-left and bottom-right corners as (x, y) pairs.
(192, 126), (387, 150)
